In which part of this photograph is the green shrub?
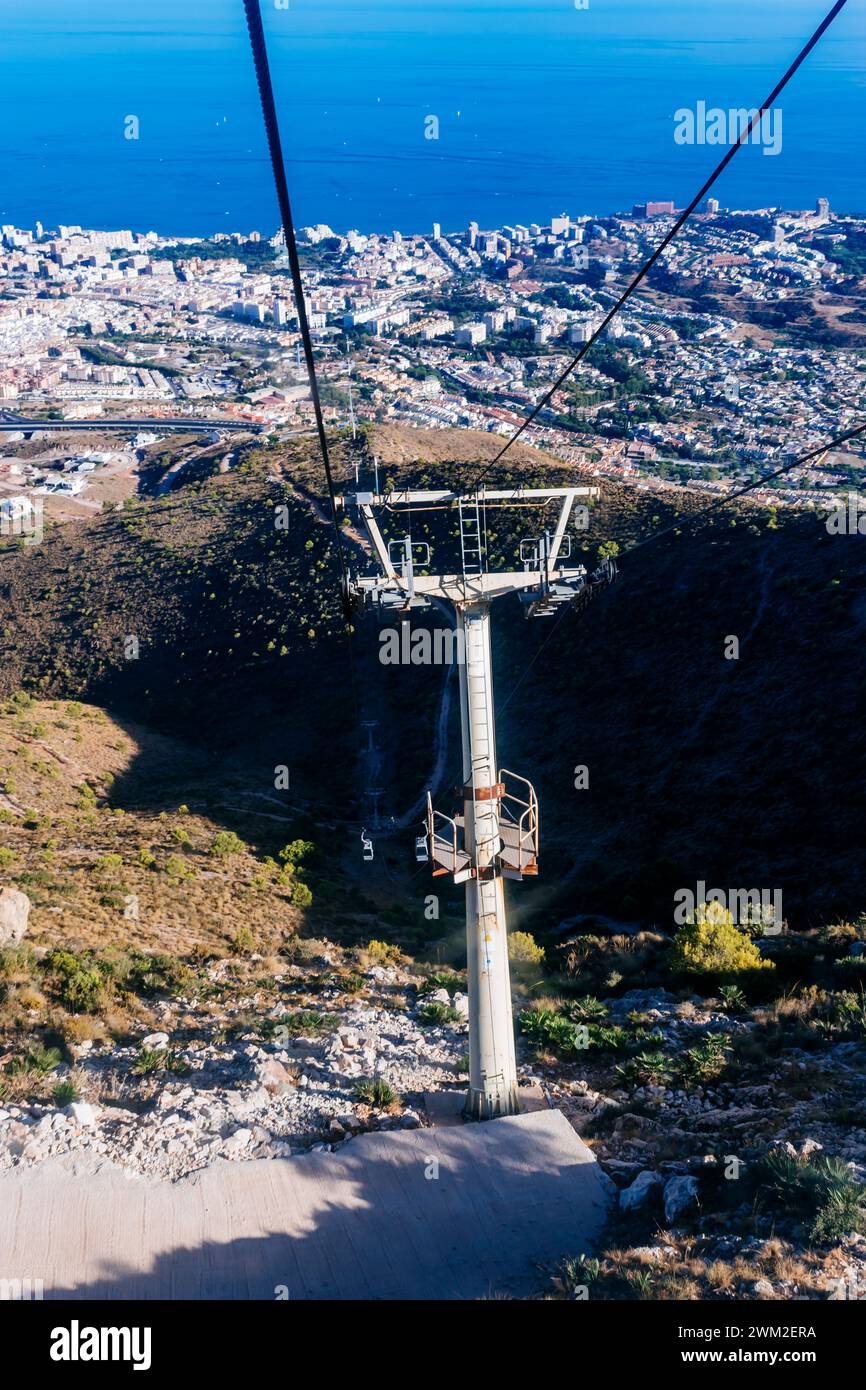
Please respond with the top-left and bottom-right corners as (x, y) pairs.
(418, 971), (464, 998)
(0, 944), (37, 980)
(164, 854), (193, 881)
(354, 1077), (397, 1107)
(7, 1042), (61, 1077)
(163, 1049), (191, 1076)
(211, 830), (245, 858)
(363, 939), (402, 966)
(564, 995), (609, 1023)
(417, 1000), (460, 1026)
(233, 927), (256, 956)
(508, 931), (545, 968)
(680, 1033), (732, 1084)
(290, 881), (313, 909)
(617, 1049), (674, 1086)
(52, 1080), (79, 1106)
(131, 1048), (164, 1076)
(94, 853), (124, 875)
(44, 949), (109, 1013)
(519, 1004), (631, 1057)
(265, 1010), (337, 1038)
(718, 983), (747, 1012)
(671, 902), (774, 978)
(832, 990), (866, 1038)
(757, 1151), (866, 1243)
(122, 951), (192, 998)
(278, 839), (314, 869)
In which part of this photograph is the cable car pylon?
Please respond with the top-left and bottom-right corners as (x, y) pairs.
(341, 478), (615, 1119)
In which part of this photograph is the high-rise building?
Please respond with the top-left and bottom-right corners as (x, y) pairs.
(569, 322), (594, 345)
(455, 322), (487, 346)
(467, 221), (479, 248)
(432, 222), (441, 240)
(705, 198), (720, 215)
(816, 197), (830, 220)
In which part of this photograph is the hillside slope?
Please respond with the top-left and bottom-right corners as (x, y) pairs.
(1, 426), (864, 929)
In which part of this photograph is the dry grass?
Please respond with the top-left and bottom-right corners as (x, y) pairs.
(0, 698), (304, 957)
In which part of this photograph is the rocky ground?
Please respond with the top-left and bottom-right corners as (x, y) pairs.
(2, 699), (866, 1299)
(4, 932), (866, 1300)
(0, 948), (480, 1181)
(525, 980), (866, 1300)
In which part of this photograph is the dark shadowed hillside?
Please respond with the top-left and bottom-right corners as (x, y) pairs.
(1, 426), (864, 931)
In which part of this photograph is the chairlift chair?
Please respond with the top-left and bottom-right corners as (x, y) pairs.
(360, 828), (374, 862)
(414, 833), (429, 864)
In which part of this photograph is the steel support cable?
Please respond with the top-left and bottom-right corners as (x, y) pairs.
(467, 0), (850, 492)
(243, 0), (367, 838)
(497, 416), (866, 714)
(242, 0), (353, 616)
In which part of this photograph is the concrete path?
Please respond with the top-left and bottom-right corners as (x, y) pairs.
(0, 1110), (611, 1300)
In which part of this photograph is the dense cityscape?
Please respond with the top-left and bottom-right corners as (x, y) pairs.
(1, 196), (865, 523)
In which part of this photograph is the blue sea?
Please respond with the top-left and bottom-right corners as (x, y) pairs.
(1, 0), (864, 238)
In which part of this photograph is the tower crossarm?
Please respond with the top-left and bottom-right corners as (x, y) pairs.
(339, 486), (599, 508)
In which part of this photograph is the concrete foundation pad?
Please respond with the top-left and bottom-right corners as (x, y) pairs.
(0, 1109), (612, 1300)
(424, 1083), (548, 1125)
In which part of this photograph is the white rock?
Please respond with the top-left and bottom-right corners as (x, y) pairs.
(65, 1102), (98, 1128)
(620, 1169), (664, 1212)
(224, 1127), (252, 1152)
(0, 887), (30, 946)
(141, 1032), (169, 1050)
(255, 1058), (297, 1094)
(452, 992), (469, 1018)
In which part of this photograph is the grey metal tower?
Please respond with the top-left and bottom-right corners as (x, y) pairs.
(342, 481), (611, 1118)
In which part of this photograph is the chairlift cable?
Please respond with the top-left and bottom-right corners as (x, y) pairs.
(497, 416), (866, 713)
(242, 0), (353, 615)
(467, 0), (850, 491)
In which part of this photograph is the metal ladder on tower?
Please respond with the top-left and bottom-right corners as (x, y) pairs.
(466, 621), (500, 864)
(458, 495), (485, 578)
